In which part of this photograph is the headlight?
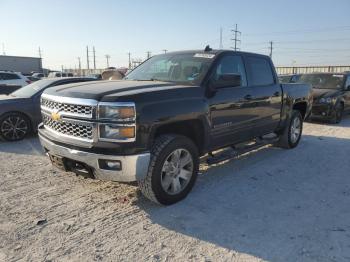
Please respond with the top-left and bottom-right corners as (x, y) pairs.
(319, 97), (333, 104)
(98, 102), (135, 121)
(99, 124), (135, 141)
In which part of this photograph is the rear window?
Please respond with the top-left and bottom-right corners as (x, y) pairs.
(247, 57), (274, 86)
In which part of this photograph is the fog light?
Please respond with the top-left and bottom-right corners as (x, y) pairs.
(99, 159), (122, 171)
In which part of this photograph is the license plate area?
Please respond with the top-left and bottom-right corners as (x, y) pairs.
(48, 154), (67, 171)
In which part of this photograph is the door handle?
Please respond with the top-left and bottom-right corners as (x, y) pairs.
(273, 91), (280, 97)
(244, 94), (252, 100)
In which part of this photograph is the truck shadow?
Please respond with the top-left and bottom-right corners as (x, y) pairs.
(0, 136), (44, 156)
(137, 133), (350, 261)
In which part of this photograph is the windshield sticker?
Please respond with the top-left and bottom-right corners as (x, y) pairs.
(194, 53), (215, 59)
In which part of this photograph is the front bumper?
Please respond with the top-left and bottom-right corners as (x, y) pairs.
(310, 103), (334, 119)
(39, 133), (150, 182)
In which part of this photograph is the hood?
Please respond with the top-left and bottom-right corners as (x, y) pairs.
(43, 80), (196, 101)
(312, 88), (341, 100)
(0, 95), (28, 104)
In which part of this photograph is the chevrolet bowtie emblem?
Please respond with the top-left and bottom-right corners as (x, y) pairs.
(51, 111), (61, 121)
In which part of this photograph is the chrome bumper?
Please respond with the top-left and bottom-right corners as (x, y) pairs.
(39, 133), (150, 182)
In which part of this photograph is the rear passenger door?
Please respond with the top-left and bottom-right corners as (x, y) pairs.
(245, 56), (282, 136)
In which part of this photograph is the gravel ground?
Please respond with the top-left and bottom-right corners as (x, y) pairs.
(1, 117), (350, 262)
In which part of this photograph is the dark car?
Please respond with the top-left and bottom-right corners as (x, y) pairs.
(300, 73), (350, 123)
(38, 48), (312, 205)
(279, 74), (302, 83)
(0, 77), (95, 141)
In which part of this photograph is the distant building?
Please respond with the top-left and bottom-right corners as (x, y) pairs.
(0, 55), (42, 74)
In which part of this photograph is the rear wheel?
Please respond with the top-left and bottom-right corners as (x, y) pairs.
(275, 110), (303, 149)
(138, 134), (199, 205)
(0, 113), (30, 141)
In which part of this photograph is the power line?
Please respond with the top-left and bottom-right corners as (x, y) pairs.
(231, 24), (241, 51)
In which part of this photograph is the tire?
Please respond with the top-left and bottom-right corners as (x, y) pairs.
(275, 110), (303, 149)
(138, 134), (199, 205)
(330, 103), (343, 124)
(0, 113), (31, 141)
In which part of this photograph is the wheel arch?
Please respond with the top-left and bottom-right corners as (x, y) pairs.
(0, 111), (34, 132)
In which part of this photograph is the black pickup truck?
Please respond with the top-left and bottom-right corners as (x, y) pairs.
(38, 48), (312, 205)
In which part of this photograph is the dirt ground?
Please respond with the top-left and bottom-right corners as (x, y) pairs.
(1, 117), (350, 262)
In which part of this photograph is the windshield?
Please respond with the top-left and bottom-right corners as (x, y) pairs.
(11, 79), (54, 97)
(300, 74), (344, 89)
(279, 75), (292, 83)
(125, 53), (215, 85)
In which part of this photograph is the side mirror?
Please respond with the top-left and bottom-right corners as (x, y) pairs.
(210, 74), (241, 90)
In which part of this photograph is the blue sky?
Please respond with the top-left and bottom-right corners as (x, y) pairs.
(1, 0), (350, 70)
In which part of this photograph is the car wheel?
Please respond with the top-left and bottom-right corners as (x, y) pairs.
(275, 110), (303, 149)
(331, 103), (344, 124)
(0, 113), (30, 141)
(138, 134), (199, 205)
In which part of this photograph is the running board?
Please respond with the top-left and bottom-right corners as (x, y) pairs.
(206, 133), (279, 165)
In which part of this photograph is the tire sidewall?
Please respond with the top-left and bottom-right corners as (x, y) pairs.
(287, 111), (303, 148)
(0, 113), (30, 141)
(151, 136), (199, 205)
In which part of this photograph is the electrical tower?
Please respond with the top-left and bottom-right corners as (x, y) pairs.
(2, 43), (5, 55)
(146, 51), (151, 59)
(38, 47), (42, 58)
(269, 41), (273, 58)
(77, 57), (81, 75)
(93, 46), (96, 70)
(231, 24), (241, 51)
(86, 46), (90, 70)
(219, 27), (223, 49)
(105, 54), (110, 68)
(127, 52), (131, 69)
(162, 49), (168, 54)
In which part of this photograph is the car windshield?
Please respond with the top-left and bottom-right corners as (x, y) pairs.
(125, 53), (215, 85)
(11, 79), (54, 97)
(300, 74), (344, 89)
(279, 75), (292, 83)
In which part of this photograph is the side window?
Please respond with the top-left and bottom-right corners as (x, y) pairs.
(3, 73), (20, 80)
(247, 57), (275, 86)
(214, 55), (247, 86)
(0, 73), (4, 80)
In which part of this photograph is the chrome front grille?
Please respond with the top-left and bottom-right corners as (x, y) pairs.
(42, 114), (93, 141)
(41, 98), (93, 116)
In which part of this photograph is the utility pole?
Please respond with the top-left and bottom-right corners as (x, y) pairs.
(105, 54), (110, 68)
(61, 65), (64, 75)
(269, 41), (273, 58)
(86, 46), (90, 70)
(219, 27), (223, 49)
(127, 52), (131, 69)
(231, 24), (241, 51)
(77, 57), (81, 76)
(146, 51), (151, 59)
(38, 47), (42, 58)
(2, 43), (5, 55)
(162, 49), (168, 54)
(93, 46), (96, 70)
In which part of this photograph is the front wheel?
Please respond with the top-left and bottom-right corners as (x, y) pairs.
(275, 110), (303, 149)
(330, 103), (343, 124)
(0, 113), (30, 141)
(138, 134), (199, 205)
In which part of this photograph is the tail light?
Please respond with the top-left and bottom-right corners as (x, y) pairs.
(26, 80), (32, 84)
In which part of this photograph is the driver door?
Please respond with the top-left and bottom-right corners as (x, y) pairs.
(208, 54), (255, 150)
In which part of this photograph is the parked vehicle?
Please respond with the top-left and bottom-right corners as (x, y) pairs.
(279, 74), (301, 83)
(32, 73), (45, 79)
(27, 76), (41, 82)
(0, 77), (95, 141)
(87, 74), (102, 80)
(38, 49), (312, 205)
(0, 71), (31, 95)
(48, 72), (74, 78)
(300, 73), (350, 123)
